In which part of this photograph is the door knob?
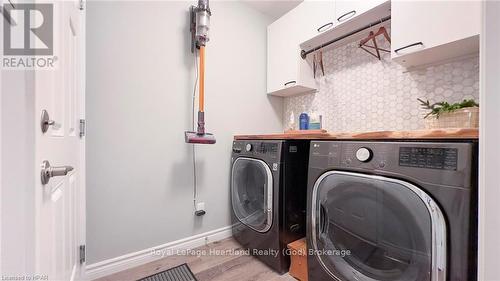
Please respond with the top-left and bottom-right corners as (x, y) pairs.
(41, 160), (74, 185)
(40, 110), (56, 133)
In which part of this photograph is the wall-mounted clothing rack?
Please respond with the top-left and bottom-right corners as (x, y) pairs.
(300, 16), (391, 59)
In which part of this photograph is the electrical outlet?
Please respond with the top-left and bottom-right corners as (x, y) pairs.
(195, 202), (206, 216)
(196, 202), (205, 212)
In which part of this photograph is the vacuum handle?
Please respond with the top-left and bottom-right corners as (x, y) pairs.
(199, 46), (206, 112)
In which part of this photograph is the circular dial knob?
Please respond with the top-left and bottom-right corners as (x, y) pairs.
(356, 147), (373, 162)
(245, 144), (253, 152)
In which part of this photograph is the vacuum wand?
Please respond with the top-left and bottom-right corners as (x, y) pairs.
(185, 0), (216, 144)
(197, 46), (206, 135)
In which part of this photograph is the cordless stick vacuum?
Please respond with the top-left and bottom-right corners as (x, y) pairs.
(185, 0), (216, 144)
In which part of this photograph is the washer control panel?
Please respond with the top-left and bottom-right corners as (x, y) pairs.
(232, 141), (279, 158)
(309, 141), (474, 188)
(245, 143), (253, 152)
(310, 141), (389, 169)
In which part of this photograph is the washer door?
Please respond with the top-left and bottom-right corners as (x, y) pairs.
(231, 157), (273, 233)
(311, 171), (446, 281)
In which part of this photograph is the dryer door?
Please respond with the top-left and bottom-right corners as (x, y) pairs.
(231, 157), (273, 233)
(311, 171), (446, 281)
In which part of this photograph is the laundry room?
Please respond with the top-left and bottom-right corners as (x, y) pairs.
(1, 1), (500, 281)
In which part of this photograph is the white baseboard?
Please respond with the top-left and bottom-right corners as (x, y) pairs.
(84, 225), (232, 281)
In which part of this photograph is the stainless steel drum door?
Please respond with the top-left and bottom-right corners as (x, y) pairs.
(311, 171), (446, 281)
(231, 157), (273, 233)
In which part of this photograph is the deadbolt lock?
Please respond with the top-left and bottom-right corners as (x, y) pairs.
(40, 110), (56, 133)
(41, 160), (74, 185)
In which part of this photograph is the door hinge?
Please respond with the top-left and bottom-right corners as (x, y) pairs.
(79, 0), (85, 10)
(79, 119), (86, 138)
(79, 245), (86, 264)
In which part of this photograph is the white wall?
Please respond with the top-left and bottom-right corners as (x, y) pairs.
(0, 68), (36, 276)
(86, 1), (282, 264)
(0, 5), (36, 274)
(479, 1), (500, 280)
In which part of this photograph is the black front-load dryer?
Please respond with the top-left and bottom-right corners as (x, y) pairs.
(307, 141), (477, 281)
(231, 140), (309, 274)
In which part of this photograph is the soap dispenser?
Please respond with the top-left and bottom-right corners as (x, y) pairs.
(299, 106), (309, 130)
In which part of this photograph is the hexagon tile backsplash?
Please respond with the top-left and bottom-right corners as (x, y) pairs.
(284, 36), (480, 132)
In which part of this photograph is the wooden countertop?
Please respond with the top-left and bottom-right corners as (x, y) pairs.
(234, 128), (479, 140)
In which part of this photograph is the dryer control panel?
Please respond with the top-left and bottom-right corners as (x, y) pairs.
(232, 141), (280, 159)
(309, 140), (475, 188)
(399, 147), (458, 170)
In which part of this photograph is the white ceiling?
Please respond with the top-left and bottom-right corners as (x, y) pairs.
(242, 0), (303, 21)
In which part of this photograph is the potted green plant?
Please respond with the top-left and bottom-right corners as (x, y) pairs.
(418, 98), (479, 129)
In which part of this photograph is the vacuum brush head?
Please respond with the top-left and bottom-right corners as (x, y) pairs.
(185, 131), (216, 144)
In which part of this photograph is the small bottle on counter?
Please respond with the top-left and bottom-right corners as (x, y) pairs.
(309, 107), (322, 130)
(288, 111), (296, 131)
(299, 106), (309, 130)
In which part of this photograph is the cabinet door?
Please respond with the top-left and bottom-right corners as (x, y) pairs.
(295, 0), (336, 43)
(391, 1), (480, 59)
(267, 15), (298, 93)
(334, 0), (386, 25)
(267, 2), (320, 95)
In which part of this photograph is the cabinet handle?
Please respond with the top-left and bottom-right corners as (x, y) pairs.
(337, 10), (356, 22)
(394, 42), (424, 54)
(317, 22), (333, 33)
(284, 81), (296, 87)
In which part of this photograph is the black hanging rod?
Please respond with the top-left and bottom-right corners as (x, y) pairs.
(300, 16), (391, 59)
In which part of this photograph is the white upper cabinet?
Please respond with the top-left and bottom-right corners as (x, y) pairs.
(296, 1), (336, 43)
(334, 0), (387, 25)
(267, 1), (334, 97)
(267, 13), (298, 95)
(300, 1), (390, 54)
(267, 0), (481, 92)
(391, 0), (481, 68)
(298, 0), (336, 51)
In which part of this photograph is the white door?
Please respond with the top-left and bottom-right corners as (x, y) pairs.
(34, 1), (85, 280)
